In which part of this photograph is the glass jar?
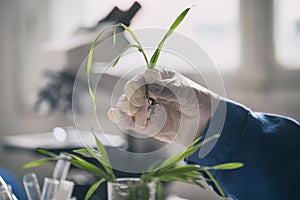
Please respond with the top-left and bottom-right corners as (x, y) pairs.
(0, 185), (13, 200)
(107, 178), (156, 200)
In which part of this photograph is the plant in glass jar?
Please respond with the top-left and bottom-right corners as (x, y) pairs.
(24, 7), (244, 200)
(24, 133), (243, 200)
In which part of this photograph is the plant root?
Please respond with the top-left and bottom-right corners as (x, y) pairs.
(145, 86), (159, 126)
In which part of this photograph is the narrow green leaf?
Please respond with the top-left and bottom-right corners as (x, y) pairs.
(204, 169), (226, 199)
(156, 181), (163, 200)
(92, 131), (116, 180)
(118, 23), (142, 49)
(190, 178), (205, 189)
(117, 23), (149, 66)
(149, 7), (191, 69)
(37, 148), (57, 157)
(84, 179), (105, 200)
(129, 187), (137, 200)
(159, 174), (199, 185)
(112, 44), (140, 67)
(189, 135), (203, 147)
(169, 8), (191, 32)
(93, 132), (110, 164)
(22, 158), (58, 169)
(73, 131), (115, 181)
(210, 162), (244, 170)
(149, 135), (219, 178)
(155, 165), (202, 177)
(87, 23), (149, 110)
(65, 153), (111, 180)
(113, 27), (117, 45)
(160, 171), (201, 181)
(153, 137), (203, 172)
(141, 183), (150, 200)
(80, 146), (105, 169)
(73, 148), (95, 158)
(87, 25), (116, 111)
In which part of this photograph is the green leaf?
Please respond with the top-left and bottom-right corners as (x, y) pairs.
(37, 148), (57, 157)
(141, 182), (150, 200)
(35, 149), (110, 179)
(92, 131), (115, 180)
(154, 165), (202, 177)
(112, 44), (140, 67)
(204, 169), (226, 199)
(87, 23), (149, 110)
(117, 23), (149, 66)
(152, 137), (203, 173)
(190, 178), (205, 189)
(93, 133), (110, 164)
(129, 186), (137, 200)
(209, 162), (244, 170)
(87, 25), (116, 111)
(146, 135), (220, 189)
(22, 158), (58, 169)
(65, 153), (111, 180)
(156, 181), (163, 200)
(72, 131), (116, 181)
(118, 23), (142, 50)
(149, 7), (191, 69)
(84, 179), (105, 200)
(75, 145), (115, 180)
(73, 148), (96, 158)
(113, 27), (117, 46)
(23, 149), (60, 168)
(158, 173), (201, 186)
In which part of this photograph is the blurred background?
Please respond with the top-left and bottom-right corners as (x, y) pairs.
(0, 0), (299, 199)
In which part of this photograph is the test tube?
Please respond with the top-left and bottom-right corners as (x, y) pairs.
(0, 186), (12, 200)
(23, 173), (41, 200)
(52, 153), (74, 200)
(40, 177), (59, 200)
(52, 153), (71, 181)
(0, 176), (13, 200)
(0, 185), (17, 200)
(56, 180), (74, 200)
(11, 194), (18, 200)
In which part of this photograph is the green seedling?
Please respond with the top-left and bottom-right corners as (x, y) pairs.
(87, 8), (190, 112)
(24, 8), (244, 200)
(24, 134), (243, 200)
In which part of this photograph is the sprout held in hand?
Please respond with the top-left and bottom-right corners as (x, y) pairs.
(24, 7), (244, 200)
(87, 8), (191, 122)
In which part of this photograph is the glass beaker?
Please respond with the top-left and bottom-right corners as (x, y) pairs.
(107, 178), (156, 200)
(0, 185), (13, 200)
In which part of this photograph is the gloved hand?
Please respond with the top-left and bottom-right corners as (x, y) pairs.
(108, 68), (220, 146)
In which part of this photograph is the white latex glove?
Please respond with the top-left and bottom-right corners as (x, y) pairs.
(108, 68), (220, 146)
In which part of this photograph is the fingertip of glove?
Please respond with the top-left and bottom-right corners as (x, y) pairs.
(144, 68), (162, 83)
(124, 82), (146, 107)
(107, 108), (123, 123)
(117, 95), (139, 113)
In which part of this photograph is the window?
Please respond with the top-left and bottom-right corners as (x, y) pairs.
(274, 0), (300, 68)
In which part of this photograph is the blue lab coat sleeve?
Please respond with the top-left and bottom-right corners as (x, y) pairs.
(185, 99), (300, 200)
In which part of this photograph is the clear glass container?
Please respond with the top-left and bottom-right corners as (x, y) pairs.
(107, 178), (156, 200)
(40, 177), (59, 200)
(0, 185), (13, 200)
(23, 173), (41, 200)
